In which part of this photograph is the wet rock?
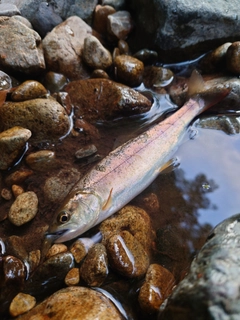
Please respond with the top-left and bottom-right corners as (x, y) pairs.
(5, 235), (28, 262)
(226, 41), (240, 74)
(118, 39), (130, 55)
(65, 268), (80, 286)
(128, 0), (240, 62)
(12, 185), (24, 198)
(100, 205), (153, 254)
(75, 144), (97, 159)
(1, 188), (12, 200)
(5, 169), (33, 187)
(9, 292), (36, 317)
(46, 244), (68, 259)
(8, 191), (38, 226)
(93, 5), (116, 35)
(70, 238), (95, 264)
(80, 243), (108, 287)
(82, 35), (112, 70)
(42, 71), (68, 93)
(0, 70), (12, 90)
(143, 66), (174, 89)
(25, 150), (57, 172)
(0, 126), (31, 170)
(160, 213), (240, 320)
(31, 2), (63, 38)
(134, 49), (158, 64)
(0, 16), (45, 74)
(0, 3), (20, 16)
(114, 54), (144, 87)
(107, 230), (150, 278)
(73, 118), (100, 139)
(102, 0), (125, 9)
(43, 168), (81, 203)
(199, 42), (232, 73)
(42, 16), (92, 80)
(28, 250), (41, 273)
(196, 115), (240, 135)
(107, 10), (133, 41)
(3, 255), (25, 286)
(138, 264), (175, 313)
(0, 98), (70, 141)
(11, 80), (48, 102)
(91, 69), (110, 79)
(54, 91), (72, 115)
(64, 78), (152, 122)
(17, 286), (123, 320)
(24, 252), (75, 298)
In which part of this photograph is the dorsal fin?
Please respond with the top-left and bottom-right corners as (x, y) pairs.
(188, 69), (205, 97)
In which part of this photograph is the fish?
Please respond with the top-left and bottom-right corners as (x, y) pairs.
(46, 72), (230, 244)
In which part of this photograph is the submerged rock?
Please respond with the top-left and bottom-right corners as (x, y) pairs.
(16, 286), (123, 320)
(11, 80), (48, 102)
(64, 78), (152, 122)
(160, 213), (240, 320)
(9, 292), (36, 317)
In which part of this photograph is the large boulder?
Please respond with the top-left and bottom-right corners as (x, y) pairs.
(127, 0), (240, 62)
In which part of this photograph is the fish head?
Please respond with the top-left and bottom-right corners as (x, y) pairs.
(46, 189), (102, 243)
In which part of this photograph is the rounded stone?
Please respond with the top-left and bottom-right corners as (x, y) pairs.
(0, 98), (70, 141)
(5, 169), (33, 186)
(3, 255), (25, 286)
(46, 244), (68, 259)
(93, 5), (116, 35)
(25, 150), (57, 172)
(107, 10), (133, 40)
(83, 35), (112, 70)
(138, 264), (175, 313)
(90, 69), (109, 79)
(143, 66), (174, 88)
(43, 71), (68, 93)
(107, 230), (150, 278)
(8, 191), (38, 226)
(226, 41), (240, 74)
(65, 268), (80, 286)
(11, 184), (24, 198)
(80, 243), (108, 286)
(16, 286), (123, 320)
(75, 144), (97, 159)
(11, 80), (48, 101)
(114, 54), (144, 86)
(70, 239), (91, 264)
(0, 126), (32, 170)
(9, 292), (36, 317)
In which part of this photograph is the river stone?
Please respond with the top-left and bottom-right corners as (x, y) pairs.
(43, 71), (68, 93)
(46, 244), (68, 259)
(8, 191), (38, 226)
(93, 5), (116, 35)
(128, 0), (240, 62)
(0, 3), (20, 16)
(82, 35), (112, 70)
(80, 243), (108, 287)
(143, 66), (174, 89)
(75, 144), (97, 159)
(11, 80), (48, 102)
(0, 16), (45, 74)
(12, 185), (24, 198)
(25, 150), (57, 172)
(107, 230), (150, 277)
(0, 98), (70, 141)
(114, 54), (144, 87)
(102, 0), (125, 10)
(16, 286), (123, 320)
(42, 16), (92, 80)
(64, 78), (152, 122)
(9, 292), (36, 317)
(107, 10), (133, 41)
(5, 169), (33, 187)
(0, 126), (31, 170)
(65, 268), (80, 286)
(65, 0), (98, 25)
(226, 41), (240, 74)
(138, 264), (175, 313)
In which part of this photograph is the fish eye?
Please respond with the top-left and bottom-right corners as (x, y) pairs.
(57, 211), (70, 224)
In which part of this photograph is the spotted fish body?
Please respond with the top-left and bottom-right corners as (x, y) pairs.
(48, 84), (230, 243)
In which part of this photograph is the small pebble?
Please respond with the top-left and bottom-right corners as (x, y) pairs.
(70, 238), (94, 263)
(114, 54), (144, 87)
(65, 267), (80, 286)
(43, 71), (68, 93)
(226, 41), (240, 74)
(3, 255), (25, 286)
(25, 150), (57, 172)
(118, 39), (130, 54)
(75, 144), (97, 159)
(8, 191), (38, 226)
(9, 292), (36, 317)
(11, 80), (48, 101)
(93, 4), (116, 35)
(138, 264), (175, 313)
(1, 188), (12, 200)
(80, 243), (108, 286)
(90, 69), (109, 79)
(12, 184), (24, 198)
(133, 49), (158, 64)
(46, 244), (68, 258)
(28, 250), (41, 273)
(83, 35), (112, 70)
(5, 169), (33, 187)
(143, 66), (174, 88)
(107, 10), (133, 40)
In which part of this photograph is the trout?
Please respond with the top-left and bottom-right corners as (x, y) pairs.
(46, 76), (230, 243)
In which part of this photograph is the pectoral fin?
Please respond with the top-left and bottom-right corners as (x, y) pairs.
(102, 188), (113, 211)
(159, 157), (180, 174)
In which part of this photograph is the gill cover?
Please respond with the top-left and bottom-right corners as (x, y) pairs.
(48, 189), (102, 243)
